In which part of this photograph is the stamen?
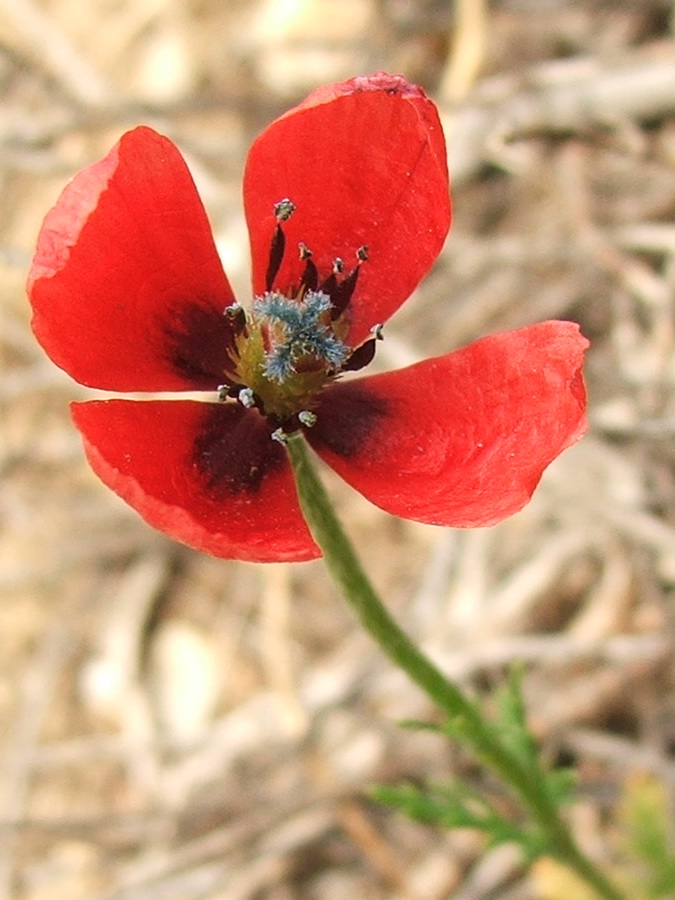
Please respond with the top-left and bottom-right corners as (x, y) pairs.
(301, 261), (319, 291)
(224, 303), (246, 330)
(298, 410), (317, 427)
(319, 259), (344, 298)
(266, 199), (296, 291)
(343, 338), (377, 372)
(274, 198), (296, 221)
(330, 247), (369, 319)
(320, 275), (335, 297)
(238, 387), (255, 408)
(265, 224), (285, 292)
(330, 264), (360, 319)
(299, 243), (318, 291)
(341, 322), (383, 373)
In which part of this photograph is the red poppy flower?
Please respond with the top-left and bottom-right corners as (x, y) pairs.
(27, 73), (588, 563)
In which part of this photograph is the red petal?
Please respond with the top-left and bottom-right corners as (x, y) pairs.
(307, 322), (588, 527)
(28, 127), (237, 391)
(244, 73), (450, 346)
(72, 400), (319, 562)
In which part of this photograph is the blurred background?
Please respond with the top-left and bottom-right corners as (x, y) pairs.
(3, 1), (675, 897)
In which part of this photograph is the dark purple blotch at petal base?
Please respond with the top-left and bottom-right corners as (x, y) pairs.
(164, 301), (239, 389)
(193, 403), (286, 496)
(71, 399), (320, 562)
(308, 382), (392, 458)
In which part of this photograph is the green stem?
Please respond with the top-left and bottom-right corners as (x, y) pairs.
(285, 433), (624, 900)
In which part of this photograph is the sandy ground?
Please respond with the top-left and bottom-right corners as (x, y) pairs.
(3, 1), (675, 898)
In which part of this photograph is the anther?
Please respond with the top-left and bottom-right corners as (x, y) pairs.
(274, 198), (296, 221)
(333, 257), (344, 274)
(224, 303), (247, 336)
(298, 410), (317, 428)
(356, 245), (369, 262)
(298, 242), (312, 260)
(371, 323), (384, 340)
(271, 427), (288, 444)
(238, 387), (255, 408)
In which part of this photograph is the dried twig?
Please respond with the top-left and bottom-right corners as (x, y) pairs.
(446, 46), (675, 183)
(0, 0), (115, 108)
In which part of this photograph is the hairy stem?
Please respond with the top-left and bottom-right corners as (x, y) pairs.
(285, 433), (624, 900)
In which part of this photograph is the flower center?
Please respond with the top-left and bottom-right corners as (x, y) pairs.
(219, 199), (380, 429)
(253, 289), (350, 383)
(228, 289), (351, 422)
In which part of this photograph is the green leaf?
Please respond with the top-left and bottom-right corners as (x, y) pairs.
(619, 774), (675, 897)
(494, 666), (538, 765)
(371, 779), (552, 863)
